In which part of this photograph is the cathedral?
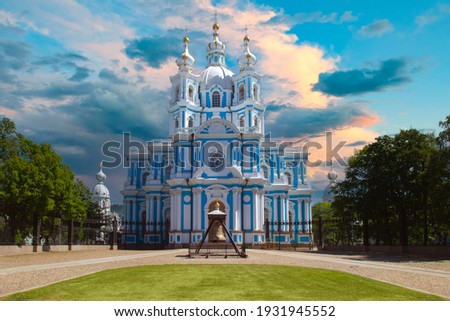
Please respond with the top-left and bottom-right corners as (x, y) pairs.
(121, 21), (313, 247)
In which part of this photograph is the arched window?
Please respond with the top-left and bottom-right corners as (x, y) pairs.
(253, 84), (258, 101)
(238, 84), (244, 101)
(175, 85), (180, 102)
(285, 172), (292, 185)
(262, 165), (269, 179)
(142, 172), (149, 186)
(188, 85), (194, 101)
(212, 91), (220, 107)
(188, 116), (194, 128)
(239, 116), (245, 127)
(174, 117), (179, 129)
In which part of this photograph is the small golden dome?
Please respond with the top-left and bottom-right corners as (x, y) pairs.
(213, 22), (220, 31)
(183, 36), (190, 43)
(244, 35), (250, 42)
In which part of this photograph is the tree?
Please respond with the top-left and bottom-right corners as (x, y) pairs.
(0, 117), (89, 244)
(333, 118), (449, 247)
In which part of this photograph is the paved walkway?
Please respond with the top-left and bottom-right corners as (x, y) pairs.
(0, 249), (448, 299)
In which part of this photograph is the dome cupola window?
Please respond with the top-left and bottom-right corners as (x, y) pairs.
(212, 91), (221, 107)
(188, 85), (194, 101)
(238, 84), (244, 101)
(239, 116), (245, 127)
(253, 84), (258, 101)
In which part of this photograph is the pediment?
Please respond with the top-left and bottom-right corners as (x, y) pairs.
(196, 118), (239, 135)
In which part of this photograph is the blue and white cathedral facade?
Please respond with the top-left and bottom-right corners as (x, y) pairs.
(121, 22), (313, 246)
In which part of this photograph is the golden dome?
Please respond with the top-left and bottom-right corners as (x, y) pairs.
(183, 36), (190, 43)
(243, 35), (250, 42)
(213, 22), (220, 31)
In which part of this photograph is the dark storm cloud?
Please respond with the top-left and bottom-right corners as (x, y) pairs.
(346, 140), (368, 147)
(312, 58), (411, 96)
(0, 40), (30, 59)
(98, 68), (128, 85)
(68, 66), (91, 82)
(124, 29), (208, 69)
(33, 52), (92, 82)
(124, 35), (181, 68)
(59, 52), (88, 61)
(0, 41), (31, 81)
(15, 82), (93, 98)
(266, 102), (376, 138)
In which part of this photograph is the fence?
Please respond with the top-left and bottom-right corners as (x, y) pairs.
(0, 217), (119, 252)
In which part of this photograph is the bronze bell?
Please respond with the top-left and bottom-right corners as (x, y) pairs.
(215, 222), (226, 242)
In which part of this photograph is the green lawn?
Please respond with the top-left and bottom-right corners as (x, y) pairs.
(4, 264), (444, 301)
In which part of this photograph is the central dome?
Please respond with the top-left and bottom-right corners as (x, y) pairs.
(200, 65), (234, 90)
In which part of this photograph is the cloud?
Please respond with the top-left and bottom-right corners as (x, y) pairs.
(98, 68), (128, 84)
(68, 66), (91, 82)
(0, 40), (32, 84)
(16, 82), (94, 99)
(264, 10), (358, 27)
(346, 140), (368, 147)
(312, 58), (412, 96)
(0, 1), (380, 202)
(33, 52), (92, 82)
(124, 29), (208, 69)
(415, 4), (450, 29)
(124, 35), (181, 68)
(265, 101), (379, 138)
(358, 19), (393, 38)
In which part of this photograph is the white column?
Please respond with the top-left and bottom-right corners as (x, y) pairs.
(170, 190), (176, 231)
(273, 195), (278, 231)
(259, 190), (265, 231)
(252, 188), (258, 231)
(283, 195), (288, 232)
(232, 187), (240, 230)
(307, 199), (312, 232)
(193, 188), (202, 231)
(175, 189), (182, 230)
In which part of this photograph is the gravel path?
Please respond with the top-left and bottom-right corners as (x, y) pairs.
(0, 249), (448, 299)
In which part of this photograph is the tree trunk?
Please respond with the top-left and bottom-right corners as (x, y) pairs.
(399, 206), (408, 251)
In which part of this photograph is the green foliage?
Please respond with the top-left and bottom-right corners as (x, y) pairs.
(312, 202), (358, 246)
(312, 202), (332, 219)
(0, 117), (92, 244)
(334, 116), (450, 246)
(3, 265), (443, 301)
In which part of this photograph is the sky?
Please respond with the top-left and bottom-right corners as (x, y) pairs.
(0, 0), (449, 203)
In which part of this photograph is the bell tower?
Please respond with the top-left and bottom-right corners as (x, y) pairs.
(168, 34), (201, 136)
(232, 31), (264, 134)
